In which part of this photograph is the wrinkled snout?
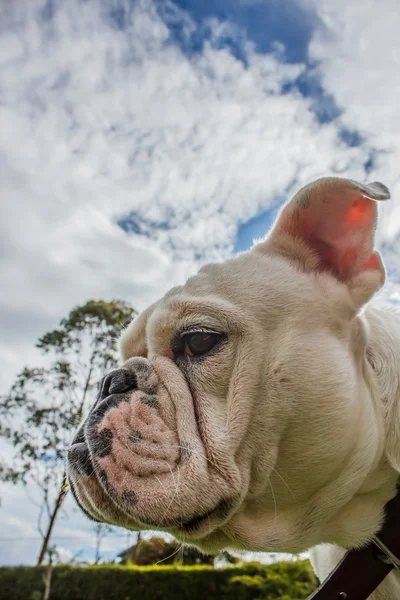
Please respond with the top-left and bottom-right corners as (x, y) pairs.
(67, 358), (239, 536)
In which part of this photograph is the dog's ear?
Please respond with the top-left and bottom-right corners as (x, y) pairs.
(261, 177), (390, 309)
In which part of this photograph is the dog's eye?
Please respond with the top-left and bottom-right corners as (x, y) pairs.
(182, 332), (222, 357)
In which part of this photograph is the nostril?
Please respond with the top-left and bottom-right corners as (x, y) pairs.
(90, 369), (135, 417)
(99, 368), (137, 402)
(109, 369), (137, 395)
(92, 393), (130, 421)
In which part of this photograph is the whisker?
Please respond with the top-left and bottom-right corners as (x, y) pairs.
(152, 474), (172, 529)
(267, 476), (278, 523)
(159, 460), (181, 524)
(156, 541), (185, 565)
(171, 444), (226, 478)
(81, 430), (229, 532)
(114, 437), (176, 524)
(271, 467), (295, 500)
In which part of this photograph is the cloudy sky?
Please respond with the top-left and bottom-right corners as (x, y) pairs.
(1, 0), (400, 566)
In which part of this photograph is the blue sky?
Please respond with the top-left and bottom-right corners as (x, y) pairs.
(1, 0), (400, 566)
(158, 0), (318, 62)
(94, 0), (378, 254)
(96, 0), (374, 255)
(234, 206), (278, 253)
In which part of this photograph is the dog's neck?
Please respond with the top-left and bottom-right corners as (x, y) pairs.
(267, 306), (399, 552)
(308, 306), (400, 600)
(318, 306), (400, 545)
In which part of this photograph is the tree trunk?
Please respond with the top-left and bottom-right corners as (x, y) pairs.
(131, 531), (142, 564)
(94, 535), (101, 565)
(42, 548), (55, 600)
(36, 353), (94, 567)
(36, 474), (68, 566)
(94, 525), (103, 565)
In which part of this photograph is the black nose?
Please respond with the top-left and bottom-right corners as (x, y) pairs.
(97, 368), (137, 403)
(69, 368), (137, 471)
(83, 367), (138, 429)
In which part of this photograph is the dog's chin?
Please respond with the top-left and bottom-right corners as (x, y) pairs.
(137, 497), (234, 539)
(68, 465), (235, 541)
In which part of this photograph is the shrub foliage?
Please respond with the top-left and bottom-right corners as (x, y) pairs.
(0, 560), (316, 600)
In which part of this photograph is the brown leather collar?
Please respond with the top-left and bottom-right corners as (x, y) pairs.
(307, 486), (400, 600)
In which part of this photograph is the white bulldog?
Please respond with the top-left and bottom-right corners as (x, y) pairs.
(67, 177), (400, 599)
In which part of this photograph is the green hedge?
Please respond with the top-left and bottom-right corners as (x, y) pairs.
(0, 561), (316, 600)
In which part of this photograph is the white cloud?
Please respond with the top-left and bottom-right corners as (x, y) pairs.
(1, 0), (400, 565)
(0, 1), (376, 338)
(307, 0), (400, 242)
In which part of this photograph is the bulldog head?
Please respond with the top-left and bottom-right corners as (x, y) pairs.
(67, 177), (399, 554)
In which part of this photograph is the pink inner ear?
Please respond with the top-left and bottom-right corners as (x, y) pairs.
(346, 197), (372, 227)
(277, 193), (382, 283)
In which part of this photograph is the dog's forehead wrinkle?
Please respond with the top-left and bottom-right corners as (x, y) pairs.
(125, 251), (348, 363)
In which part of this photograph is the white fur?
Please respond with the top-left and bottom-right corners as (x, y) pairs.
(309, 306), (400, 599)
(69, 178), (400, 599)
(121, 179), (400, 598)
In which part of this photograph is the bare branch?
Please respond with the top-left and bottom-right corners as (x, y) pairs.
(37, 501), (45, 539)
